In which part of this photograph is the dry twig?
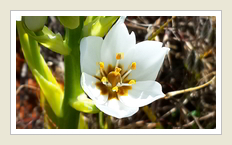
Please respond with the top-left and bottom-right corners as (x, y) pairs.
(16, 84), (40, 95)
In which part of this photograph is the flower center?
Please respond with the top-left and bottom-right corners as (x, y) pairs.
(95, 53), (136, 100)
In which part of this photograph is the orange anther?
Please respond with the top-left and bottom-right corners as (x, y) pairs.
(131, 62), (136, 70)
(116, 53), (124, 60)
(99, 62), (104, 69)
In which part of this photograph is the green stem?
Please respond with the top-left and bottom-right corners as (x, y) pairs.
(99, 112), (105, 129)
(59, 17), (85, 129)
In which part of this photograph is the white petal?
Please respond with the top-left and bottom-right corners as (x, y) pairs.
(80, 36), (103, 76)
(119, 81), (165, 107)
(127, 41), (169, 81)
(81, 72), (108, 104)
(95, 99), (139, 119)
(100, 21), (136, 68)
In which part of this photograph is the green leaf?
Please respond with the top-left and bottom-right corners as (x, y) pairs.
(33, 69), (64, 117)
(82, 16), (119, 37)
(84, 16), (98, 25)
(17, 21), (64, 118)
(22, 22), (71, 55)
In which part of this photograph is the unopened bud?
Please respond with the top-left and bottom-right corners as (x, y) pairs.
(23, 16), (47, 32)
(58, 16), (80, 29)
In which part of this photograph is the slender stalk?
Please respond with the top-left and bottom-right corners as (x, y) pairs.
(148, 16), (176, 40)
(99, 112), (105, 129)
(165, 76), (216, 99)
(142, 106), (156, 122)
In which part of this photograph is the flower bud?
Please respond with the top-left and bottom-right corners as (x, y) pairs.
(58, 16), (80, 29)
(22, 16), (47, 32)
(70, 93), (100, 114)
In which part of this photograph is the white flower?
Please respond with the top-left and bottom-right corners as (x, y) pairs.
(80, 17), (170, 118)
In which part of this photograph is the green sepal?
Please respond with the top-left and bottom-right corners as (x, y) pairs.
(22, 22), (71, 55)
(58, 16), (80, 29)
(82, 16), (119, 37)
(32, 69), (64, 117)
(70, 93), (100, 114)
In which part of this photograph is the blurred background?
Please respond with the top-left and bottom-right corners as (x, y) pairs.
(16, 16), (216, 129)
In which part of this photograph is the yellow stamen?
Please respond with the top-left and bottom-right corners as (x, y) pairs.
(99, 62), (104, 69)
(131, 62), (136, 70)
(101, 77), (107, 83)
(116, 53), (124, 60)
(112, 86), (119, 92)
(115, 67), (121, 73)
(129, 80), (136, 85)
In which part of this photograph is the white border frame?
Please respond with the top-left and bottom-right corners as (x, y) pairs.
(11, 11), (221, 134)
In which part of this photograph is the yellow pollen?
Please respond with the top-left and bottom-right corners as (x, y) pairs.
(113, 71), (120, 76)
(101, 77), (107, 83)
(99, 62), (104, 69)
(131, 62), (136, 70)
(129, 80), (136, 85)
(115, 67), (121, 73)
(116, 53), (124, 60)
(112, 86), (119, 92)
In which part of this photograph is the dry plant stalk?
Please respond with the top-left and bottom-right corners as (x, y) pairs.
(165, 76), (216, 99)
